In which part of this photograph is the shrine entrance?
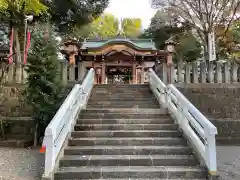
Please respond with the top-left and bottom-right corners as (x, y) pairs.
(61, 38), (169, 84)
(106, 66), (132, 84)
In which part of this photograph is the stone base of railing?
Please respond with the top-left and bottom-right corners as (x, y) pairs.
(41, 132), (71, 180)
(41, 175), (53, 180)
(208, 174), (220, 180)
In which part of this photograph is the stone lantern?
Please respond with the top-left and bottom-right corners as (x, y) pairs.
(164, 39), (176, 84)
(164, 39), (176, 66)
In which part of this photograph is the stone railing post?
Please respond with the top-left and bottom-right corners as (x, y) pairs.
(223, 61), (230, 83)
(177, 61), (184, 83)
(6, 63), (14, 84)
(200, 61), (207, 83)
(231, 61), (238, 83)
(61, 61), (68, 85)
(69, 64), (75, 82)
(192, 61), (198, 83)
(168, 63), (175, 84)
(22, 64), (27, 84)
(215, 61), (222, 83)
(207, 61), (214, 83)
(184, 63), (191, 83)
(78, 62), (86, 83)
(156, 61), (168, 84)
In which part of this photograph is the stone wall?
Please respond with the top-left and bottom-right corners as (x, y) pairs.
(176, 83), (240, 145)
(0, 83), (74, 147)
(0, 84), (34, 147)
(0, 84), (33, 117)
(0, 117), (34, 147)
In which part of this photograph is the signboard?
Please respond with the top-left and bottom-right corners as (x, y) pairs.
(208, 32), (216, 61)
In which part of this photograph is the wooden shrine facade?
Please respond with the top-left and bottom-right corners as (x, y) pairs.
(61, 38), (169, 84)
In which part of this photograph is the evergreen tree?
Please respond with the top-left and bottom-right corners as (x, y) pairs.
(25, 26), (63, 143)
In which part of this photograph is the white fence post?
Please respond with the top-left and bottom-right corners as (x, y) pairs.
(43, 133), (55, 177)
(205, 128), (217, 175)
(165, 86), (171, 108)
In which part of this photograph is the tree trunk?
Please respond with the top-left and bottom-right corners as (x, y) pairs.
(14, 28), (22, 84)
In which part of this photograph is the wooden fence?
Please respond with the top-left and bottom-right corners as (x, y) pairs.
(155, 60), (240, 84)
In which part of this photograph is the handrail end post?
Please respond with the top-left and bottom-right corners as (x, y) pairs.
(209, 126), (218, 135)
(206, 133), (217, 177)
(42, 173), (53, 180)
(208, 171), (219, 180)
(42, 133), (55, 179)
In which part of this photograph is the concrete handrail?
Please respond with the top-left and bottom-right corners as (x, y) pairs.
(41, 68), (95, 178)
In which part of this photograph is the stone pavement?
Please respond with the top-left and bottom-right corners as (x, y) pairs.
(0, 147), (44, 180)
(217, 146), (240, 180)
(0, 146), (239, 180)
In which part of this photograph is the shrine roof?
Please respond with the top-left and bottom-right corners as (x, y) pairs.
(81, 38), (157, 50)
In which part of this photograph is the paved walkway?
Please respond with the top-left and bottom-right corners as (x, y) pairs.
(0, 147), (44, 180)
(0, 146), (239, 180)
(217, 146), (240, 180)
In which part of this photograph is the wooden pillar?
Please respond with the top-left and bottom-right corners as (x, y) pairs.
(167, 54), (173, 84)
(101, 55), (106, 84)
(141, 66), (145, 84)
(132, 62), (137, 84)
(93, 56), (97, 84)
(140, 56), (145, 84)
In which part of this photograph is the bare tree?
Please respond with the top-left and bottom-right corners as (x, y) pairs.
(151, 0), (240, 59)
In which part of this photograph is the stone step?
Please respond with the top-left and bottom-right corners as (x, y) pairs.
(64, 146), (192, 155)
(89, 94), (154, 98)
(74, 124), (179, 131)
(54, 166), (206, 179)
(92, 86), (151, 90)
(87, 100), (159, 105)
(91, 90), (152, 93)
(79, 112), (169, 119)
(91, 89), (152, 92)
(93, 88), (151, 90)
(88, 97), (158, 101)
(68, 137), (187, 146)
(71, 130), (182, 138)
(88, 97), (158, 104)
(93, 84), (150, 89)
(55, 179), (206, 180)
(87, 104), (160, 108)
(81, 108), (167, 114)
(59, 155), (198, 167)
(77, 118), (174, 125)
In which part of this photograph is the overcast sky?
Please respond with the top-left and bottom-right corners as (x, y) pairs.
(105, 0), (157, 29)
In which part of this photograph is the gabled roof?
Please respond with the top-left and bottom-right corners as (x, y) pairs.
(81, 38), (157, 51)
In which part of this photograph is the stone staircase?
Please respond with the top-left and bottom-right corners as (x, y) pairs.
(54, 84), (208, 180)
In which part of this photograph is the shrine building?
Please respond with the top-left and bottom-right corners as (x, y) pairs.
(61, 38), (171, 84)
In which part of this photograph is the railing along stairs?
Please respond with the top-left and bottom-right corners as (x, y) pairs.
(41, 67), (217, 179)
(148, 68), (218, 176)
(42, 68), (95, 179)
